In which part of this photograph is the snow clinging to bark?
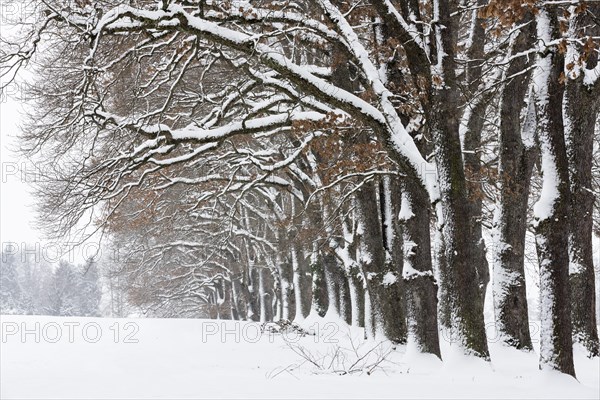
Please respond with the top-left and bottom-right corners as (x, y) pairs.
(532, 10), (560, 224)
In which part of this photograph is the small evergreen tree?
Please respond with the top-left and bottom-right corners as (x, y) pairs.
(77, 258), (102, 317)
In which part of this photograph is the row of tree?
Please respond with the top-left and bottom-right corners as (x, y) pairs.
(1, 0), (599, 378)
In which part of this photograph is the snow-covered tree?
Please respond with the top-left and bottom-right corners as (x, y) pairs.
(78, 258), (102, 317)
(44, 261), (81, 316)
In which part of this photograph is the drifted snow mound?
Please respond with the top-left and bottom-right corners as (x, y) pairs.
(1, 315), (598, 399)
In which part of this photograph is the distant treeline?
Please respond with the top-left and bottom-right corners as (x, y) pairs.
(0, 248), (101, 317)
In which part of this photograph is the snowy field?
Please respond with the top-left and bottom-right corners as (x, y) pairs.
(1, 314), (598, 399)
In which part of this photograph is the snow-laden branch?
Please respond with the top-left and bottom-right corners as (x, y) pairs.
(316, 0), (438, 199)
(52, 2), (436, 200)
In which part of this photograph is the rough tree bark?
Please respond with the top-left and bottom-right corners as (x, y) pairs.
(493, 17), (536, 350)
(292, 242), (311, 321)
(324, 251), (342, 316)
(247, 262), (261, 322)
(430, 0), (489, 358)
(400, 179), (441, 357)
(258, 265), (275, 322)
(277, 250), (295, 321)
(565, 70), (600, 358)
(462, 0), (491, 308)
(532, 7), (575, 377)
(347, 221), (366, 328)
(379, 176), (409, 344)
(338, 267), (352, 324)
(355, 177), (406, 342)
(310, 255), (329, 317)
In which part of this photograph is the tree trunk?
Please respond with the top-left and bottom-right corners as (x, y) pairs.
(292, 244), (311, 321)
(430, 0), (489, 359)
(338, 267), (352, 324)
(310, 249), (329, 317)
(355, 178), (406, 342)
(259, 266), (274, 323)
(462, 0), (491, 308)
(565, 73), (600, 357)
(247, 263), (260, 322)
(379, 176), (408, 344)
(400, 179), (441, 357)
(288, 195), (311, 322)
(463, 100), (490, 307)
(532, 7), (575, 377)
(435, 203), (450, 330)
(277, 249), (295, 321)
(324, 252), (341, 317)
(348, 263), (365, 328)
(230, 274), (244, 320)
(493, 18), (536, 350)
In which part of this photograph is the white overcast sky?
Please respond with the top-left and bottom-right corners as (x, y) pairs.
(0, 0), (34, 244)
(0, 7), (52, 259)
(0, 72), (41, 247)
(1, 4), (40, 249)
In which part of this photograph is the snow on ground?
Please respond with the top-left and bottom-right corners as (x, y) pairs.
(1, 314), (598, 399)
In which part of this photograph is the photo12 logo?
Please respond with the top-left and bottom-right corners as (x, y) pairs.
(1, 1), (44, 25)
(1, 321), (140, 344)
(200, 321), (340, 344)
(1, 161), (40, 183)
(1, 242), (121, 265)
